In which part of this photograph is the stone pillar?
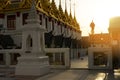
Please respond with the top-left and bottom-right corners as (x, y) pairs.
(3, 15), (7, 30)
(5, 53), (11, 67)
(16, 12), (21, 29)
(53, 53), (55, 63)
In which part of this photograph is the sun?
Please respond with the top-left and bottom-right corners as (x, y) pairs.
(93, 0), (120, 34)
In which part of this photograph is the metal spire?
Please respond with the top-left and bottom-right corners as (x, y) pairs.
(74, 0), (76, 19)
(59, 0), (61, 6)
(59, 0), (62, 9)
(70, 0), (71, 15)
(65, 0), (67, 12)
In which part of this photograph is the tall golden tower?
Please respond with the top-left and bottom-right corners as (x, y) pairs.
(90, 20), (95, 35)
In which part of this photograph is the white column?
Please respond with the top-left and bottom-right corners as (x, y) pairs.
(4, 15), (7, 30)
(5, 53), (11, 66)
(53, 53), (55, 63)
(16, 13), (22, 29)
(42, 14), (45, 29)
(60, 53), (62, 63)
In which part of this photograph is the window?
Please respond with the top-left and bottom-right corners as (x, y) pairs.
(52, 20), (54, 30)
(22, 13), (28, 25)
(39, 14), (42, 25)
(0, 54), (5, 65)
(26, 35), (33, 51)
(0, 24), (3, 29)
(7, 15), (16, 30)
(93, 52), (107, 67)
(45, 18), (48, 29)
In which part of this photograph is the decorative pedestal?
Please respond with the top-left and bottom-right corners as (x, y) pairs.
(15, 1), (50, 76)
(15, 55), (50, 76)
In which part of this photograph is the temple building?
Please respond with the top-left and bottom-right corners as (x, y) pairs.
(0, 0), (81, 66)
(88, 21), (112, 69)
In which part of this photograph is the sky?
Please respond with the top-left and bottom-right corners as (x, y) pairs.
(53, 0), (120, 36)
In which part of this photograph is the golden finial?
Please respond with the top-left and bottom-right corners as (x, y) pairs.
(90, 20), (95, 35)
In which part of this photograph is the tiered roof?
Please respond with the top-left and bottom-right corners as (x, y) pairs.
(0, 0), (80, 31)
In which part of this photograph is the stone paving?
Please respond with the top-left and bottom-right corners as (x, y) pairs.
(1, 56), (120, 80)
(71, 56), (88, 69)
(36, 56), (120, 80)
(36, 69), (120, 80)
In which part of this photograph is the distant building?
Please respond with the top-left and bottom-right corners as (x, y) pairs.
(109, 16), (120, 68)
(89, 33), (111, 47)
(88, 21), (112, 69)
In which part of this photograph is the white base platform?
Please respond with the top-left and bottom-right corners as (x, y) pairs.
(15, 56), (50, 76)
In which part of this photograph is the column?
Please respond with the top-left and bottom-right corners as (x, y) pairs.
(60, 53), (62, 64)
(53, 53), (55, 64)
(5, 53), (11, 67)
(107, 50), (112, 69)
(4, 14), (7, 30)
(16, 12), (21, 29)
(42, 14), (45, 29)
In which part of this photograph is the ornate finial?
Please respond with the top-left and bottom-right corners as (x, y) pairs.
(69, 0), (71, 15)
(31, 0), (36, 11)
(90, 20), (95, 35)
(58, 0), (64, 20)
(27, 0), (40, 23)
(59, 0), (62, 10)
(52, 0), (54, 3)
(65, 0), (67, 12)
(74, 0), (76, 19)
(59, 0), (61, 6)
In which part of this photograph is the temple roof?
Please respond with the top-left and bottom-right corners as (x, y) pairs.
(0, 0), (81, 31)
(90, 33), (111, 44)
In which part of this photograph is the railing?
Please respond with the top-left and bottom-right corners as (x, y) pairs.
(45, 48), (70, 68)
(0, 48), (70, 68)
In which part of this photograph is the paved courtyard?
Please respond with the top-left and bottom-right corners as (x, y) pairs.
(36, 69), (120, 80)
(0, 56), (120, 80)
(71, 56), (88, 69)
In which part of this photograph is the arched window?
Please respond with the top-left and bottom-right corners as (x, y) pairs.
(26, 35), (32, 50)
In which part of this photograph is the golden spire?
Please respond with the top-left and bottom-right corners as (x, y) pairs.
(69, 0), (72, 17)
(69, 0), (72, 20)
(50, 0), (60, 18)
(68, 0), (73, 26)
(73, 0), (77, 26)
(90, 20), (95, 35)
(40, 0), (51, 14)
(59, 0), (61, 7)
(64, 0), (69, 24)
(74, 0), (76, 20)
(65, 0), (67, 12)
(59, 0), (62, 12)
(58, 0), (64, 21)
